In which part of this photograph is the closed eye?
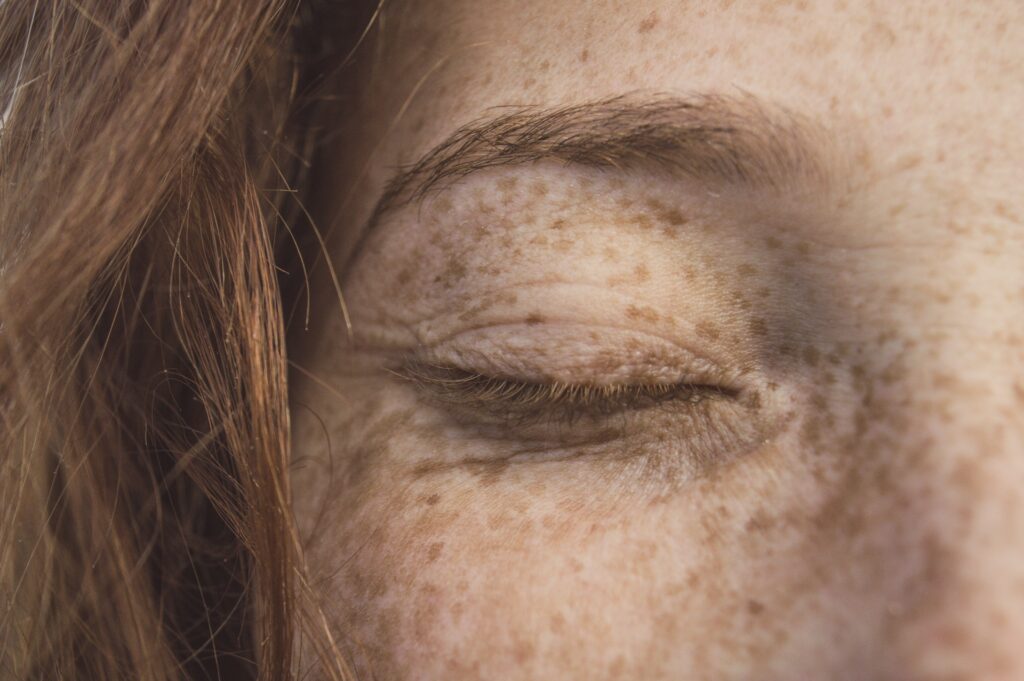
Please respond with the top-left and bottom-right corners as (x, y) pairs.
(393, 360), (737, 427)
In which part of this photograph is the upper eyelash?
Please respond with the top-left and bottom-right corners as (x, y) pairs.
(393, 360), (735, 423)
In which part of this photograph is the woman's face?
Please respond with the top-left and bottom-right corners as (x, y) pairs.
(291, 1), (1024, 678)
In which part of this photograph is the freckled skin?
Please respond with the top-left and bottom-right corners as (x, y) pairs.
(291, 1), (1024, 679)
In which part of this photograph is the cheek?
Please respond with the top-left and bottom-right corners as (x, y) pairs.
(293, 330), (958, 680)
(298, 397), (899, 681)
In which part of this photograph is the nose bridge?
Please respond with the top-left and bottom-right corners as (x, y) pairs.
(876, 324), (1024, 678)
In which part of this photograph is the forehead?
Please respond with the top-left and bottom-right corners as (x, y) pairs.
(366, 0), (1023, 204)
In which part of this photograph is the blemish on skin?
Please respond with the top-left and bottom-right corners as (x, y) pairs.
(530, 180), (549, 197)
(497, 176), (518, 193)
(632, 213), (654, 229)
(625, 304), (660, 323)
(764, 235), (783, 249)
(512, 639), (536, 663)
(525, 313), (544, 325)
(633, 263), (651, 282)
(737, 263), (758, 277)
(424, 493), (441, 506)
(661, 208), (689, 226)
(637, 12), (659, 33)
(696, 320), (721, 340)
(747, 599), (766, 615)
(425, 541), (444, 563)
(550, 218), (567, 230)
(744, 391), (763, 410)
(578, 48), (589, 62)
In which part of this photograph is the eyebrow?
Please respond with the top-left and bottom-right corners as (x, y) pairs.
(371, 92), (834, 219)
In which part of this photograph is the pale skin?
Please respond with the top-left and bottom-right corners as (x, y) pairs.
(289, 1), (1024, 679)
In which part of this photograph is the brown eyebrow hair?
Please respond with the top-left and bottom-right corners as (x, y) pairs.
(372, 92), (833, 218)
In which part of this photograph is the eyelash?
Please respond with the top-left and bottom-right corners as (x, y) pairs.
(395, 360), (735, 426)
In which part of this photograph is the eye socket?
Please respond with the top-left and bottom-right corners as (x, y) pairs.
(395, 360), (737, 428)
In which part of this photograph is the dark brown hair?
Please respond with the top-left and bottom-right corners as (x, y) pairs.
(0, 1), (359, 678)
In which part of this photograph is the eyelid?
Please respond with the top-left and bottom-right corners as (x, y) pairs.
(392, 359), (738, 427)
(407, 321), (748, 394)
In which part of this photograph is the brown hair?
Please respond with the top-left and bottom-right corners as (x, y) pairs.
(0, 1), (358, 678)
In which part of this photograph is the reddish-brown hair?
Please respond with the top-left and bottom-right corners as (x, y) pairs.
(0, 1), (357, 678)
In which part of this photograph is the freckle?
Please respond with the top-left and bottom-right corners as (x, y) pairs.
(1013, 380), (1024, 405)
(396, 268), (414, 286)
(626, 304), (659, 323)
(632, 213), (653, 229)
(696, 320), (720, 340)
(550, 612), (566, 633)
(513, 639), (536, 663)
(424, 493), (441, 506)
(477, 201), (494, 215)
(426, 541), (444, 563)
(744, 391), (762, 410)
(800, 415), (823, 448)
(747, 599), (766, 615)
(487, 512), (511, 529)
(539, 60), (551, 71)
(633, 263), (650, 282)
(553, 238), (573, 252)
(525, 313), (544, 325)
(764, 235), (782, 249)
(497, 176), (518, 193)
(737, 263), (758, 277)
(797, 241), (811, 255)
(617, 197), (635, 210)
(802, 346), (820, 366)
(638, 12), (658, 33)
(662, 208), (689, 226)
(530, 180), (548, 197)
(749, 317), (768, 337)
(523, 77), (536, 88)
(550, 218), (567, 230)
(578, 48), (589, 62)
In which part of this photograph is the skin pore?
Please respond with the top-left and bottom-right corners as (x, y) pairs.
(290, 1), (1024, 679)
